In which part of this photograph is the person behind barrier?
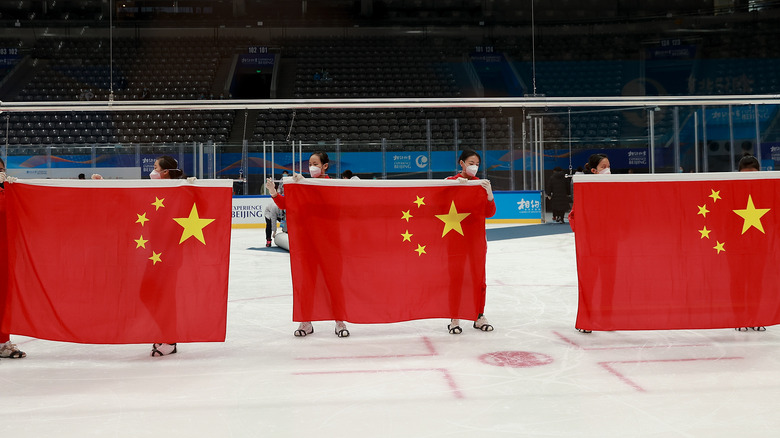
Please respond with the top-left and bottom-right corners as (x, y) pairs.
(264, 191), (281, 247)
(444, 149), (497, 335)
(341, 169), (359, 180)
(547, 166), (570, 224)
(738, 154), (760, 172)
(265, 151), (350, 339)
(278, 170), (289, 195)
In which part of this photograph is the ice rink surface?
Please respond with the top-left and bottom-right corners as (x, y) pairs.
(3, 220), (779, 438)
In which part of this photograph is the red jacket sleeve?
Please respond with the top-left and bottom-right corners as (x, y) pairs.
(272, 194), (286, 209)
(486, 199), (496, 218)
(447, 176), (496, 217)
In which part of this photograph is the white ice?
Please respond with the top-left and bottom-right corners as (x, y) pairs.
(2, 218), (779, 438)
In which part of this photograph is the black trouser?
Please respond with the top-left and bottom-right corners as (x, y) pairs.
(265, 218), (273, 241)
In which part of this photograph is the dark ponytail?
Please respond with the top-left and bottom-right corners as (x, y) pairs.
(157, 155), (186, 179)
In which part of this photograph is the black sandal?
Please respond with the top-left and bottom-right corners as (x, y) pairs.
(150, 343), (177, 357)
(334, 321), (349, 338)
(294, 324), (314, 337)
(576, 328), (592, 334)
(0, 342), (26, 359)
(473, 321), (494, 331)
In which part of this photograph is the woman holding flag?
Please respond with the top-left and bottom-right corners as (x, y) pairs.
(0, 158), (27, 359)
(265, 151), (350, 338)
(96, 155), (186, 355)
(445, 149), (496, 334)
(735, 154), (765, 331)
(148, 155), (185, 356)
(568, 153), (610, 333)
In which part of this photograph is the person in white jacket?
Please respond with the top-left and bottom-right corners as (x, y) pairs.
(263, 199), (281, 247)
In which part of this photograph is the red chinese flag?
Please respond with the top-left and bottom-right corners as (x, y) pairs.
(284, 179), (489, 323)
(2, 179), (232, 343)
(574, 172), (780, 331)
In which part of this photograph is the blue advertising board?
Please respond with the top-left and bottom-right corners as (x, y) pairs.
(491, 191), (543, 223)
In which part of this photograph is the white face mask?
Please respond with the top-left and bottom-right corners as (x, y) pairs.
(150, 169), (162, 179)
(309, 166), (322, 178)
(465, 164), (479, 177)
(598, 168), (611, 175)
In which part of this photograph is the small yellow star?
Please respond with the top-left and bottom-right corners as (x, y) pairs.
(413, 196), (425, 207)
(713, 241), (725, 254)
(134, 235), (148, 249)
(401, 210), (413, 222)
(698, 226), (711, 239)
(697, 204), (710, 218)
(136, 212), (149, 226)
(414, 244), (426, 256)
(435, 201), (471, 237)
(733, 195), (770, 234)
(151, 197), (165, 211)
(708, 189), (721, 203)
(149, 251), (162, 265)
(173, 203), (216, 245)
(401, 230), (413, 242)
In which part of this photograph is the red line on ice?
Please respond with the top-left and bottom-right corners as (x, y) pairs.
(598, 357), (743, 392)
(296, 336), (438, 360)
(294, 367), (464, 399)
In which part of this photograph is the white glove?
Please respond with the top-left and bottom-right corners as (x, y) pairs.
(456, 177), (469, 184)
(480, 179), (494, 201)
(186, 177), (197, 183)
(265, 178), (278, 196)
(91, 174), (103, 180)
(0, 172), (6, 183)
(291, 173), (304, 182)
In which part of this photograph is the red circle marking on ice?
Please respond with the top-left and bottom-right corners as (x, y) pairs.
(479, 351), (554, 368)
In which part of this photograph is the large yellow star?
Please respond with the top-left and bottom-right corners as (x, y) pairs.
(698, 226), (711, 239)
(401, 230), (413, 242)
(149, 251), (162, 265)
(173, 203), (215, 245)
(414, 244), (426, 256)
(713, 241), (725, 254)
(413, 196), (425, 207)
(697, 204), (709, 218)
(733, 195), (770, 234)
(401, 210), (413, 222)
(151, 197), (165, 211)
(134, 235), (148, 249)
(708, 189), (721, 203)
(435, 201), (471, 237)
